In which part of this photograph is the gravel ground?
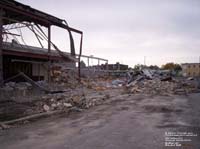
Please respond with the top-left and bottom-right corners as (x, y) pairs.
(0, 91), (200, 149)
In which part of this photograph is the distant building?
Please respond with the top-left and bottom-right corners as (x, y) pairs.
(102, 62), (128, 71)
(89, 62), (128, 71)
(181, 63), (200, 77)
(2, 42), (75, 81)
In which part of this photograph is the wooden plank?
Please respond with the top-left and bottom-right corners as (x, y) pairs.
(2, 110), (64, 125)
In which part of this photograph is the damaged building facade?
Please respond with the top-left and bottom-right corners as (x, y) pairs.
(2, 42), (76, 81)
(0, 0), (83, 86)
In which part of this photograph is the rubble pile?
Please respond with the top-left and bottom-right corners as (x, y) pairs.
(2, 82), (32, 92)
(125, 69), (200, 95)
(1, 67), (200, 126)
(52, 64), (79, 89)
(0, 82), (34, 100)
(80, 77), (118, 90)
(0, 80), (51, 102)
(34, 92), (109, 113)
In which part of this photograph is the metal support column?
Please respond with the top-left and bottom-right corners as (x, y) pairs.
(87, 57), (89, 67)
(106, 61), (109, 70)
(78, 33), (83, 80)
(38, 63), (41, 81)
(47, 25), (51, 83)
(0, 10), (3, 87)
(98, 59), (100, 65)
(98, 59), (100, 70)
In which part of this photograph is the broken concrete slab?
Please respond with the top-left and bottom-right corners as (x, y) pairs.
(63, 103), (72, 108)
(43, 104), (50, 112)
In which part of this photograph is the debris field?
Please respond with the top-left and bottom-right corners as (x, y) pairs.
(0, 67), (200, 130)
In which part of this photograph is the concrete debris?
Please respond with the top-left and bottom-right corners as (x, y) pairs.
(5, 82), (16, 87)
(0, 123), (10, 129)
(126, 69), (200, 95)
(52, 64), (79, 89)
(4, 82), (32, 91)
(187, 77), (194, 81)
(43, 104), (50, 112)
(70, 107), (83, 112)
(32, 92), (110, 114)
(127, 76), (144, 87)
(141, 69), (153, 79)
(51, 103), (57, 109)
(111, 79), (124, 87)
(160, 76), (172, 81)
(1, 68), (200, 128)
(130, 87), (142, 93)
(63, 103), (72, 108)
(1, 86), (14, 92)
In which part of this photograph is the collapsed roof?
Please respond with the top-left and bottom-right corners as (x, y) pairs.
(0, 0), (83, 58)
(0, 0), (83, 84)
(0, 0), (82, 33)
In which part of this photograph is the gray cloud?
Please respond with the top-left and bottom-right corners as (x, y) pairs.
(18, 0), (200, 66)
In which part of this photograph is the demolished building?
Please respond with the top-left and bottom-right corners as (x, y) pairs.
(0, 0), (83, 85)
(181, 63), (200, 77)
(2, 42), (76, 81)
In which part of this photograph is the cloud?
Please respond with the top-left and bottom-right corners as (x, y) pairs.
(18, 0), (200, 66)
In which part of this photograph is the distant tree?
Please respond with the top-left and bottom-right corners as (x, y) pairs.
(133, 64), (145, 71)
(148, 65), (159, 70)
(80, 60), (86, 68)
(174, 64), (182, 71)
(161, 62), (182, 71)
(133, 64), (159, 70)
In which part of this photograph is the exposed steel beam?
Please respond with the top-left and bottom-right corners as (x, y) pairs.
(47, 25), (51, 83)
(2, 31), (20, 36)
(78, 33), (83, 80)
(2, 49), (61, 61)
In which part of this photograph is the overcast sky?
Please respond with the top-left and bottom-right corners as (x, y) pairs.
(17, 0), (200, 66)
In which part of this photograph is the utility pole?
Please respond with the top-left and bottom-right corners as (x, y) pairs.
(144, 56), (146, 66)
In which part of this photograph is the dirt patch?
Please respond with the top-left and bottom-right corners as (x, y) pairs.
(0, 100), (36, 121)
(118, 106), (130, 111)
(142, 105), (183, 113)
